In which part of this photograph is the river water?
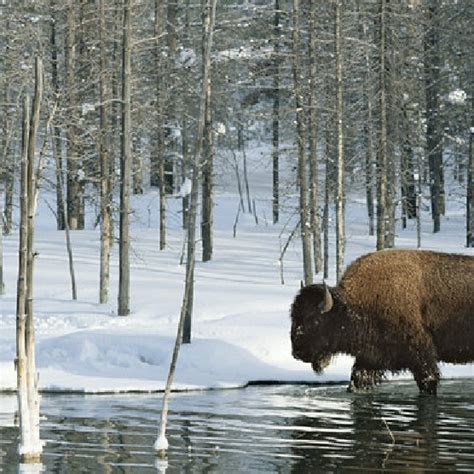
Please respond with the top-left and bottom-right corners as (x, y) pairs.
(1, 379), (473, 473)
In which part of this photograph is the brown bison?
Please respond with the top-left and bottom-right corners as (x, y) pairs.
(290, 250), (474, 395)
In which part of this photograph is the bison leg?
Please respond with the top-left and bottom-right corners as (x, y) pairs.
(408, 343), (440, 395)
(348, 362), (385, 392)
(411, 363), (440, 395)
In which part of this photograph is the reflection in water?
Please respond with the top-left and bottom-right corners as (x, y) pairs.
(0, 380), (473, 473)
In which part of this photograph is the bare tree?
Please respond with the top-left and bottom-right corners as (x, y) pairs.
(272, 0), (281, 225)
(376, 0), (388, 250)
(182, 0), (217, 344)
(155, 0), (218, 456)
(308, 1), (321, 274)
(201, 1), (214, 263)
(118, 0), (132, 316)
(468, 92), (474, 247)
(292, 0), (312, 286)
(65, 0), (84, 230)
(335, 0), (345, 282)
(16, 57), (44, 464)
(424, 0), (443, 234)
(0, 178), (4, 296)
(50, 0), (65, 231)
(359, 3), (375, 236)
(99, 0), (111, 304)
(153, 0), (167, 250)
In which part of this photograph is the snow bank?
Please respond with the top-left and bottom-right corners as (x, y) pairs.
(0, 144), (473, 393)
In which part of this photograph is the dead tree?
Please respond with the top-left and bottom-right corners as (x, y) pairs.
(308, 1), (322, 274)
(201, 5), (214, 263)
(376, 0), (388, 250)
(272, 0), (280, 225)
(16, 57), (44, 464)
(155, 0), (218, 457)
(118, 0), (132, 316)
(99, 0), (111, 304)
(335, 0), (345, 282)
(292, 0), (312, 285)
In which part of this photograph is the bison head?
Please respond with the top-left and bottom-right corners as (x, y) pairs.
(290, 283), (347, 373)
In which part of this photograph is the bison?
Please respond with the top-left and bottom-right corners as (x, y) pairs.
(290, 249), (474, 395)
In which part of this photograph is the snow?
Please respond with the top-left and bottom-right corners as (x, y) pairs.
(0, 145), (473, 394)
(447, 89), (466, 105)
(154, 435), (169, 452)
(177, 177), (192, 198)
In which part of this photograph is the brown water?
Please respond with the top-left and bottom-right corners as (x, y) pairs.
(1, 379), (473, 473)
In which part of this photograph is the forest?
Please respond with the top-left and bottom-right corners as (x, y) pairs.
(0, 0), (473, 468)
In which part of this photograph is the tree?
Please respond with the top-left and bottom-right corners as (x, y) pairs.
(424, 0), (444, 234)
(308, 0), (322, 274)
(16, 57), (44, 464)
(99, 0), (112, 304)
(182, 0), (217, 344)
(201, 0), (215, 262)
(335, 0), (345, 282)
(154, 2), (216, 453)
(292, 0), (312, 286)
(272, 0), (281, 225)
(154, 0), (167, 250)
(0, 178), (4, 296)
(376, 0), (388, 251)
(468, 96), (474, 247)
(118, 0), (132, 316)
(65, 0), (85, 230)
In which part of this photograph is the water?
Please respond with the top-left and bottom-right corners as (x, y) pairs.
(1, 379), (473, 473)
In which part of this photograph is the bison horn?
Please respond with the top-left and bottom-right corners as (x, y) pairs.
(320, 282), (334, 314)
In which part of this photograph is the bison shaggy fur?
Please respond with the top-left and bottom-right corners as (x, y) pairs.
(290, 250), (474, 394)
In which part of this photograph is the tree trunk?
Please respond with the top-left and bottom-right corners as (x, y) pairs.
(323, 128), (330, 280)
(292, 0), (312, 286)
(272, 0), (280, 225)
(376, 0), (388, 250)
(17, 58), (44, 464)
(52, 125), (77, 301)
(467, 71), (474, 247)
(66, 1), (84, 230)
(4, 161), (13, 236)
(237, 116), (252, 214)
(360, 8), (375, 236)
(24, 58), (43, 464)
(182, 0), (217, 345)
(201, 17), (214, 262)
(308, 1), (321, 274)
(50, 0), (65, 231)
(401, 104), (417, 228)
(0, 179), (4, 296)
(424, 0), (443, 233)
(99, 0), (111, 304)
(132, 138), (143, 195)
(154, 0), (166, 249)
(335, 0), (345, 283)
(17, 96), (33, 463)
(118, 0), (132, 316)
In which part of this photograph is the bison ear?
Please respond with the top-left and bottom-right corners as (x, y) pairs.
(318, 282), (334, 314)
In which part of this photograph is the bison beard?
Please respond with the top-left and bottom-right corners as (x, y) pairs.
(290, 250), (474, 395)
(311, 354), (332, 374)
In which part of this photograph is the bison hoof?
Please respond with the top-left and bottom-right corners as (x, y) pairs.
(418, 378), (438, 395)
(349, 369), (385, 392)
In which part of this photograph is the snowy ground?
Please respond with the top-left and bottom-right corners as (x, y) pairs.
(0, 147), (473, 393)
